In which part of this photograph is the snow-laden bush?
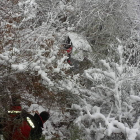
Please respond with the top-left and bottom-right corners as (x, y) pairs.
(18, 0), (38, 21)
(71, 45), (140, 140)
(0, 1), (80, 139)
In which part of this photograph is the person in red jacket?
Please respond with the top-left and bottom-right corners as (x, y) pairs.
(64, 37), (73, 65)
(3, 94), (22, 140)
(66, 46), (72, 64)
(2, 94), (50, 140)
(11, 111), (50, 140)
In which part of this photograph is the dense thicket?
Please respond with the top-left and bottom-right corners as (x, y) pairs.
(0, 0), (140, 140)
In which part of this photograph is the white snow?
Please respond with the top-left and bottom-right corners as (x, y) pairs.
(118, 45), (123, 57)
(28, 104), (46, 114)
(100, 60), (111, 71)
(38, 70), (54, 86)
(65, 5), (75, 13)
(12, 63), (27, 71)
(19, 0), (37, 21)
(130, 95), (140, 102)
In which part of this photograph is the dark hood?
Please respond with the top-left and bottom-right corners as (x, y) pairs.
(34, 113), (43, 128)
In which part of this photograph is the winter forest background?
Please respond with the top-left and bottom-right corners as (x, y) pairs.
(0, 0), (140, 140)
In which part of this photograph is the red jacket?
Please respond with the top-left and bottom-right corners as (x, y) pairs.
(12, 121), (31, 140)
(66, 46), (72, 54)
(11, 113), (44, 140)
(3, 106), (22, 140)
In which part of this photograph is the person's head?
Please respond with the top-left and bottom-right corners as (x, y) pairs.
(12, 94), (21, 106)
(40, 111), (50, 123)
